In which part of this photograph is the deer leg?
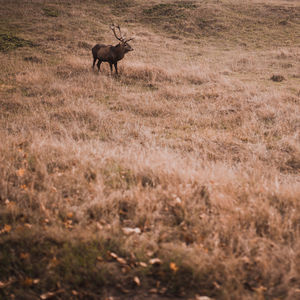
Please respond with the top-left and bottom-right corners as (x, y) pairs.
(92, 58), (97, 69)
(114, 63), (118, 75)
(97, 60), (102, 72)
(109, 63), (113, 74)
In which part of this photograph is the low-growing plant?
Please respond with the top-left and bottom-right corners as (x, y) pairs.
(0, 33), (34, 52)
(43, 7), (60, 17)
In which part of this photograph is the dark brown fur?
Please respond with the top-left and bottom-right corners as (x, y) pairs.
(92, 42), (133, 75)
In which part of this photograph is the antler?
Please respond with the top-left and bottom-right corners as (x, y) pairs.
(124, 37), (134, 43)
(110, 24), (125, 42)
(110, 24), (134, 43)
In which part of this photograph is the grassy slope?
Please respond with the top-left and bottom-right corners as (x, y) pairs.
(0, 0), (300, 299)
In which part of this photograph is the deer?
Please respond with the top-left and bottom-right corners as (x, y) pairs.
(92, 24), (133, 75)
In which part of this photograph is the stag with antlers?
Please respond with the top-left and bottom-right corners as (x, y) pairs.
(92, 24), (133, 75)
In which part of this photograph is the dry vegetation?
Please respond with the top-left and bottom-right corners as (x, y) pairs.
(0, 0), (300, 299)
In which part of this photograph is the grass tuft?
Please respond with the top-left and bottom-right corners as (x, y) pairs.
(42, 7), (60, 18)
(0, 33), (34, 52)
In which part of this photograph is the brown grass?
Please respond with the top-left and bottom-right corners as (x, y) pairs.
(0, 0), (300, 299)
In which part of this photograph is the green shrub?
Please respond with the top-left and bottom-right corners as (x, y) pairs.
(0, 33), (34, 52)
(43, 7), (60, 17)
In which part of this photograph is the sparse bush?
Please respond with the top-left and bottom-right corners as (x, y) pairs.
(0, 33), (34, 52)
(270, 74), (285, 82)
(43, 7), (60, 17)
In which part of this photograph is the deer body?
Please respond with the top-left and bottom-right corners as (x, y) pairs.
(92, 25), (133, 75)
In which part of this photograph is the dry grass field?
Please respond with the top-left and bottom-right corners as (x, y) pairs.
(0, 0), (300, 299)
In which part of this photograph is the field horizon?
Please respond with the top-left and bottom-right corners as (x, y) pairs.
(0, 0), (300, 299)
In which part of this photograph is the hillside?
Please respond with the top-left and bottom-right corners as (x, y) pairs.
(0, 0), (300, 299)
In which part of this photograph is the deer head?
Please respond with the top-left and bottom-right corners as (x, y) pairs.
(110, 24), (133, 53)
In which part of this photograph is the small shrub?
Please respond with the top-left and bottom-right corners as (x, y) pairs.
(270, 75), (285, 82)
(143, 4), (176, 17)
(176, 1), (197, 9)
(102, 161), (136, 191)
(23, 56), (42, 63)
(77, 41), (92, 49)
(43, 7), (60, 17)
(0, 33), (34, 52)
(143, 2), (195, 17)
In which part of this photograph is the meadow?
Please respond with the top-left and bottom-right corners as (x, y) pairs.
(0, 0), (299, 299)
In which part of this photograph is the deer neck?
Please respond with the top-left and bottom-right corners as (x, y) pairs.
(115, 43), (125, 60)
